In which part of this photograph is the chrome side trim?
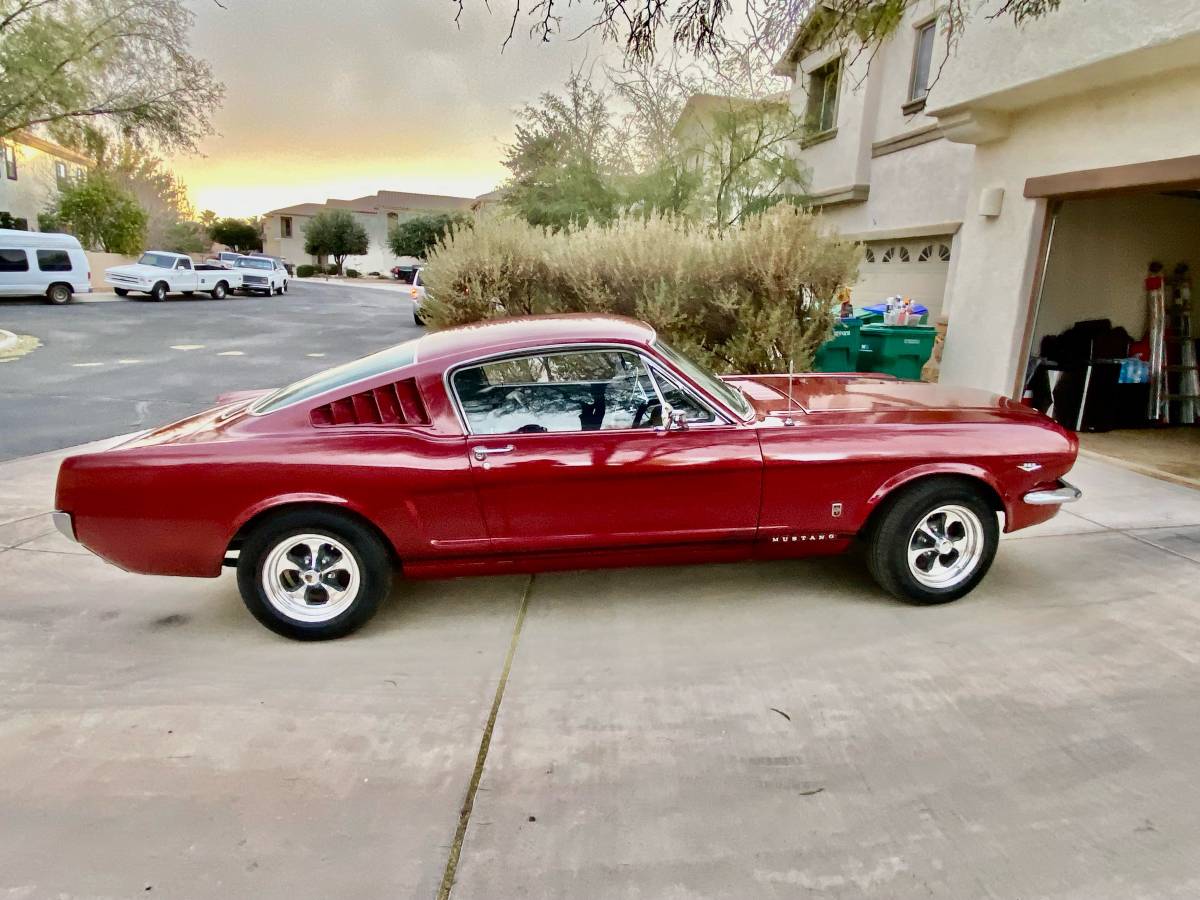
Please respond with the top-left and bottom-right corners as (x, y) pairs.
(51, 510), (77, 542)
(1023, 479), (1082, 506)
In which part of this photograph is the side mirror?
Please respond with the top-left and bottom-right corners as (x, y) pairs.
(664, 408), (689, 432)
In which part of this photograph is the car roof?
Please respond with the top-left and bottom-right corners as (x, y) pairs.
(416, 314), (656, 364)
(0, 229), (83, 249)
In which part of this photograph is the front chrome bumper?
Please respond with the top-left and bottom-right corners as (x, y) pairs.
(51, 510), (77, 542)
(1023, 479), (1083, 506)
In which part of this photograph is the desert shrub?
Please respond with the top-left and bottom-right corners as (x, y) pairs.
(346, 268), (361, 278)
(296, 264), (316, 278)
(420, 206), (860, 373)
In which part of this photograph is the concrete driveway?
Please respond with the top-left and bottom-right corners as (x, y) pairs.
(1, 445), (1199, 899)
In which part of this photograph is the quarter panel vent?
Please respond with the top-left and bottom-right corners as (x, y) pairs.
(311, 378), (429, 427)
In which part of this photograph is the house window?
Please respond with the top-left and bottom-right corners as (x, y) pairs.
(55, 161), (69, 189)
(2, 144), (16, 181)
(864, 247), (875, 264)
(938, 243), (951, 262)
(805, 58), (841, 135)
(280, 216), (293, 238)
(909, 20), (937, 104)
(74, 166), (85, 182)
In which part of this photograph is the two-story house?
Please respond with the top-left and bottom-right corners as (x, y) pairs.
(779, 0), (1200, 409)
(262, 190), (487, 273)
(0, 131), (91, 230)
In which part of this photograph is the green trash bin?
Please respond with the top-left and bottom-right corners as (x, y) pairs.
(857, 324), (937, 380)
(813, 317), (861, 372)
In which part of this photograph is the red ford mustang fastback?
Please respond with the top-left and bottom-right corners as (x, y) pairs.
(53, 315), (1080, 640)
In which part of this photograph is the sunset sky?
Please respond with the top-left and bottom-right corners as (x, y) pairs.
(173, 0), (615, 217)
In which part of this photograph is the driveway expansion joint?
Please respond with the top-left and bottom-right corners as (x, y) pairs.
(437, 574), (534, 900)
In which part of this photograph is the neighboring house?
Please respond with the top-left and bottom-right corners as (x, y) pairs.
(777, 0), (1200, 398)
(0, 132), (91, 230)
(262, 190), (491, 273)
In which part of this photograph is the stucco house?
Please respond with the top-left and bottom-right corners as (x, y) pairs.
(778, 0), (1200, 402)
(0, 132), (91, 230)
(262, 190), (491, 273)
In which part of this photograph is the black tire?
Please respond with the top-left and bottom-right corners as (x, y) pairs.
(46, 283), (72, 305)
(150, 281), (168, 302)
(866, 479), (998, 606)
(114, 288), (129, 297)
(282, 280), (288, 293)
(413, 308), (424, 326)
(236, 508), (393, 640)
(210, 281), (227, 300)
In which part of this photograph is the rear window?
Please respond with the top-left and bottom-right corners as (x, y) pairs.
(37, 249), (72, 272)
(0, 248), (28, 271)
(249, 340), (420, 415)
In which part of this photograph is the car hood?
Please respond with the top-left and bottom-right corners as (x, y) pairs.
(106, 263), (168, 278)
(724, 374), (1031, 417)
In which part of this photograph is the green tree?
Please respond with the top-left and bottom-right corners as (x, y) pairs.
(0, 0), (223, 152)
(502, 73), (625, 232)
(209, 217), (262, 252)
(50, 172), (147, 254)
(387, 212), (470, 259)
(162, 219), (208, 254)
(198, 209), (218, 229)
(303, 209), (369, 275)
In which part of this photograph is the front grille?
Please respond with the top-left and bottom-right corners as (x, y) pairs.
(108, 274), (139, 284)
(243, 275), (267, 285)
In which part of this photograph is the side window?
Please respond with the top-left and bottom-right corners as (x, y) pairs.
(175, 258), (192, 270)
(36, 249), (72, 272)
(651, 367), (716, 424)
(0, 248), (29, 272)
(454, 349), (661, 435)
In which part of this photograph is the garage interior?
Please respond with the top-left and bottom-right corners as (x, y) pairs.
(1024, 172), (1200, 485)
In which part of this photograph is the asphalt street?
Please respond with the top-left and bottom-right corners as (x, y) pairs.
(0, 281), (423, 460)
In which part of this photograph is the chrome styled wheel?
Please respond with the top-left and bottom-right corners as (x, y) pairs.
(261, 532), (361, 623)
(906, 504), (985, 589)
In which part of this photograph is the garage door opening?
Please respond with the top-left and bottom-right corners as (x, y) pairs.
(1023, 188), (1200, 484)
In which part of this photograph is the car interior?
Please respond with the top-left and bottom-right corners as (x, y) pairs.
(452, 349), (716, 435)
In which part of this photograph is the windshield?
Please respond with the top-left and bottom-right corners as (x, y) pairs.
(138, 252), (177, 268)
(653, 338), (754, 420)
(250, 339), (420, 415)
(236, 257), (272, 270)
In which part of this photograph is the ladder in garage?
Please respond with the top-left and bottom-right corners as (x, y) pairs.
(1166, 306), (1199, 425)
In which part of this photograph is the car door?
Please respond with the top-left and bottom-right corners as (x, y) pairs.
(0, 248), (32, 296)
(450, 346), (762, 555)
(173, 257), (197, 291)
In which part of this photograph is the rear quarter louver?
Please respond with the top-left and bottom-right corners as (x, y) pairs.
(310, 378), (430, 427)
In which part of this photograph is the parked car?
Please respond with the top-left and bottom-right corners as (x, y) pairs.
(105, 251), (243, 301)
(211, 251), (243, 268)
(0, 229), (91, 305)
(53, 315), (1080, 641)
(232, 254), (288, 295)
(410, 267), (426, 324)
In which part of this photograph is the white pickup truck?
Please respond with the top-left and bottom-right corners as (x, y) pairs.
(105, 251), (243, 301)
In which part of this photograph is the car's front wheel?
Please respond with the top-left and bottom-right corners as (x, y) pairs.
(866, 480), (998, 605)
(236, 509), (393, 640)
(150, 281), (168, 302)
(210, 281), (227, 300)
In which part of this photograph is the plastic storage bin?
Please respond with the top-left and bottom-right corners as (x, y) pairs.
(857, 324), (937, 380)
(858, 302), (929, 325)
(813, 317), (862, 372)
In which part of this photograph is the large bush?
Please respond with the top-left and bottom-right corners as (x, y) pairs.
(420, 207), (860, 373)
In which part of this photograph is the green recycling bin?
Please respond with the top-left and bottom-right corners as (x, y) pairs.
(813, 317), (862, 372)
(857, 324), (937, 380)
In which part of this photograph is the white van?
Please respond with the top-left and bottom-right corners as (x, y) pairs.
(0, 229), (91, 305)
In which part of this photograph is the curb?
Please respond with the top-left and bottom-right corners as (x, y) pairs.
(0, 328), (18, 353)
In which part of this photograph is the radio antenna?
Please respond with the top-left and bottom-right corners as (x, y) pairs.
(787, 356), (794, 410)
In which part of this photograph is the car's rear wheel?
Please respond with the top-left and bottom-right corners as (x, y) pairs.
(150, 281), (168, 302)
(45, 283), (72, 305)
(210, 281), (227, 300)
(866, 480), (998, 605)
(236, 509), (392, 640)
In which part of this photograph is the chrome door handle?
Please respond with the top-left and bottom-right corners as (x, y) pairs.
(472, 444), (515, 461)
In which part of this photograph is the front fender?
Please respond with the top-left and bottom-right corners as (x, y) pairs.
(867, 462), (1009, 518)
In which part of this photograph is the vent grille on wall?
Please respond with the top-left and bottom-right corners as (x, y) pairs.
(310, 378), (430, 427)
